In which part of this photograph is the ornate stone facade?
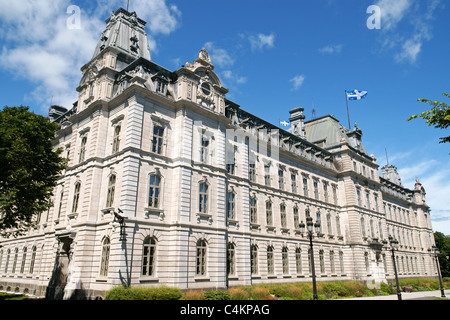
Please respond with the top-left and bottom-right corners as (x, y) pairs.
(0, 8), (438, 299)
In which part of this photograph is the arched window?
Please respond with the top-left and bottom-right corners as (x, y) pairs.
(196, 239), (207, 276)
(142, 237), (156, 276)
(227, 243), (235, 276)
(99, 237), (110, 277)
(267, 246), (274, 275)
(148, 174), (161, 208)
(106, 174), (116, 208)
(72, 182), (81, 213)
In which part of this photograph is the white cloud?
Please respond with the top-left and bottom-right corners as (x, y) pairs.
(375, 0), (413, 30)
(318, 44), (342, 55)
(374, 0), (442, 64)
(249, 33), (275, 51)
(289, 75), (306, 91)
(222, 70), (247, 85)
(0, 0), (181, 112)
(204, 42), (235, 68)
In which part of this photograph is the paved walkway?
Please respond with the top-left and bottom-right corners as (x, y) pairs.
(339, 289), (450, 300)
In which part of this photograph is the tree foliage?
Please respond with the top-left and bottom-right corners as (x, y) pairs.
(434, 231), (450, 278)
(407, 92), (450, 144)
(0, 106), (66, 237)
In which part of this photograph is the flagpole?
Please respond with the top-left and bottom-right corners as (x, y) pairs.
(345, 90), (351, 130)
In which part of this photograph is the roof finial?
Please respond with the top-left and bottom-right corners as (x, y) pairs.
(127, 0), (130, 11)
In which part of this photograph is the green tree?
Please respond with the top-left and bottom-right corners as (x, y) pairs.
(0, 106), (67, 237)
(434, 231), (450, 278)
(407, 92), (450, 144)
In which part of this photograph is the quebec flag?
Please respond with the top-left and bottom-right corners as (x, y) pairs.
(347, 90), (368, 101)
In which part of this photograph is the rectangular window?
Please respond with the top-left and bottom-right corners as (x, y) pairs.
(112, 125), (121, 154)
(226, 192), (235, 220)
(314, 180), (319, 200)
(264, 164), (271, 186)
(250, 196), (257, 224)
(152, 126), (164, 155)
(303, 177), (308, 197)
(148, 175), (161, 208)
(278, 168), (284, 190)
(249, 163), (256, 182)
(280, 203), (287, 228)
(199, 182), (208, 213)
(106, 175), (116, 208)
(201, 135), (209, 163)
(291, 173), (297, 193)
(266, 201), (273, 226)
(79, 136), (87, 163)
(72, 182), (81, 213)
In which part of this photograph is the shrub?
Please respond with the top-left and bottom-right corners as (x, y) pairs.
(203, 290), (231, 300)
(249, 287), (270, 300)
(227, 288), (249, 300)
(105, 285), (182, 300)
(183, 290), (205, 300)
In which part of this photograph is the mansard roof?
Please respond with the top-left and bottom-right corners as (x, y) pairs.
(91, 8), (152, 62)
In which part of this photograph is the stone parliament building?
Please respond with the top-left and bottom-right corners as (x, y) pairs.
(0, 8), (439, 299)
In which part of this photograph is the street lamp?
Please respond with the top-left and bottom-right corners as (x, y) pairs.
(387, 236), (402, 301)
(430, 245), (446, 298)
(111, 209), (126, 241)
(299, 216), (321, 300)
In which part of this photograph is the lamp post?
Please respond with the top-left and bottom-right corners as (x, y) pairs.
(387, 236), (402, 301)
(430, 245), (446, 298)
(299, 216), (321, 300)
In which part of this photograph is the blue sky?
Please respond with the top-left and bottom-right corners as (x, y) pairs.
(1, 0), (449, 234)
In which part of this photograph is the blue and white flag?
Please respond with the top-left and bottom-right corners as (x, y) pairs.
(347, 90), (368, 101)
(280, 120), (290, 127)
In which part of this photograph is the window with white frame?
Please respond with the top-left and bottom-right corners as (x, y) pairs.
(196, 239), (207, 276)
(199, 181), (209, 214)
(99, 237), (110, 277)
(250, 195), (257, 224)
(152, 125), (165, 155)
(291, 172), (297, 193)
(200, 130), (210, 163)
(266, 200), (273, 226)
(296, 248), (302, 274)
(249, 163), (256, 182)
(226, 190), (236, 220)
(251, 245), (258, 274)
(267, 246), (274, 275)
(227, 242), (235, 276)
(72, 182), (81, 213)
(142, 237), (156, 276)
(293, 205), (299, 230)
(79, 136), (87, 163)
(112, 124), (121, 154)
(148, 173), (161, 209)
(106, 174), (116, 208)
(280, 202), (287, 228)
(282, 246), (289, 274)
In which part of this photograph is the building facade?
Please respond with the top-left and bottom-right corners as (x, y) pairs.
(0, 8), (438, 299)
